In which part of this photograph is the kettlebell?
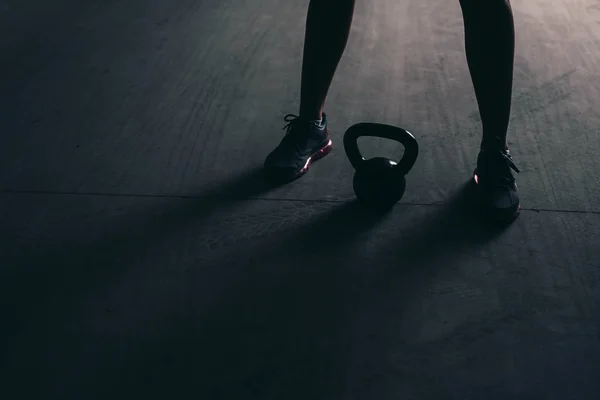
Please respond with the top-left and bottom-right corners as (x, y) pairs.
(343, 122), (419, 209)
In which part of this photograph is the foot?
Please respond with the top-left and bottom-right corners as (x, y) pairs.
(264, 113), (332, 182)
(473, 147), (521, 222)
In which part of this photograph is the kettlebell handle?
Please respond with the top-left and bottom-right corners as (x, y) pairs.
(343, 122), (419, 175)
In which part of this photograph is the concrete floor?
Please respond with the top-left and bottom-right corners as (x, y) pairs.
(1, 0), (600, 398)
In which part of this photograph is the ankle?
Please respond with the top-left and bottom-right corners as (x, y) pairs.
(299, 108), (323, 122)
(480, 137), (508, 152)
(298, 113), (324, 128)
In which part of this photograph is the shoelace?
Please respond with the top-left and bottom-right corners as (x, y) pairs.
(502, 150), (520, 174)
(280, 114), (308, 152)
(282, 114), (301, 135)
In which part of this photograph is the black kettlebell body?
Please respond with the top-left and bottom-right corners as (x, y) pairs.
(343, 123), (418, 209)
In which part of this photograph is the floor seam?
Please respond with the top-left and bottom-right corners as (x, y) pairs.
(1, 189), (599, 216)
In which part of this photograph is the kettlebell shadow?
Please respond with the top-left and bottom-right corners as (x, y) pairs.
(374, 180), (511, 288)
(285, 199), (390, 253)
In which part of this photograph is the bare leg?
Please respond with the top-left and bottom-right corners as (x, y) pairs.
(299, 0), (356, 121)
(460, 0), (515, 150)
(264, 0), (355, 181)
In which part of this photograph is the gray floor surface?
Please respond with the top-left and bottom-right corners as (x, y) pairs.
(1, 0), (599, 399)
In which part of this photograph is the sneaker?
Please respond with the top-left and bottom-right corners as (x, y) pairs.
(264, 113), (333, 182)
(473, 148), (521, 222)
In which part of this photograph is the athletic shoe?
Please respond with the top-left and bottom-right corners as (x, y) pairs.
(264, 113), (332, 182)
(473, 148), (521, 222)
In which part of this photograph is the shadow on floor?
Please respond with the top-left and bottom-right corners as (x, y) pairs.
(0, 166), (278, 345)
(201, 182), (509, 398)
(1, 171), (512, 399)
(99, 181), (510, 399)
